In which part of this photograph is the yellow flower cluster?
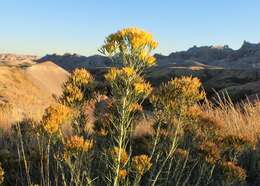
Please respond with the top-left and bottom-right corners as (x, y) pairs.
(65, 135), (93, 152)
(140, 51), (157, 66)
(105, 67), (135, 81)
(71, 68), (93, 86)
(133, 82), (152, 96)
(169, 76), (205, 100)
(119, 28), (158, 49)
(121, 67), (135, 77)
(150, 76), (205, 119)
(118, 169), (128, 180)
(101, 28), (158, 67)
(62, 68), (93, 105)
(131, 154), (152, 175)
(63, 83), (84, 104)
(110, 147), (129, 165)
(105, 68), (119, 81)
(0, 163), (4, 185)
(42, 104), (74, 135)
(102, 28), (157, 54)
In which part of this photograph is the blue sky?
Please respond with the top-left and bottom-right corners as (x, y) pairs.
(0, 0), (260, 56)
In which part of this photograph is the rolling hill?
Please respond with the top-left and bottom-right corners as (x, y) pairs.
(0, 60), (68, 129)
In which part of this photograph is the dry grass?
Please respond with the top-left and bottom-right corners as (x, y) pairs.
(130, 94), (260, 145)
(202, 96), (260, 144)
(0, 104), (19, 131)
(0, 103), (43, 131)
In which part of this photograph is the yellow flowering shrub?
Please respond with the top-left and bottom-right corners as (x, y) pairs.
(131, 154), (152, 175)
(151, 76), (205, 119)
(0, 163), (4, 185)
(42, 104), (74, 135)
(98, 28), (158, 185)
(169, 76), (205, 99)
(65, 135), (93, 152)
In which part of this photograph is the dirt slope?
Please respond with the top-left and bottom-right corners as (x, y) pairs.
(0, 61), (68, 129)
(25, 61), (69, 95)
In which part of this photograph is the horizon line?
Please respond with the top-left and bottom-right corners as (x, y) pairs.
(1, 40), (259, 57)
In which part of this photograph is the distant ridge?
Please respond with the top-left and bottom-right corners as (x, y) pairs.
(37, 41), (260, 71)
(0, 53), (38, 66)
(37, 53), (111, 71)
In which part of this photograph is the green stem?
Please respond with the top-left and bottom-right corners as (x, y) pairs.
(114, 91), (128, 186)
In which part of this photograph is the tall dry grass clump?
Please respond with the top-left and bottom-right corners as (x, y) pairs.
(0, 104), (26, 131)
(203, 96), (260, 145)
(0, 28), (260, 185)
